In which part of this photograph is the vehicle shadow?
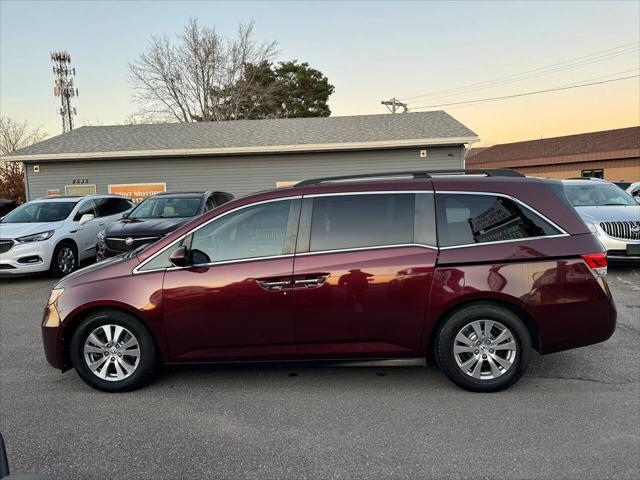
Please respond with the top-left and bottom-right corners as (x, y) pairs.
(143, 349), (615, 393)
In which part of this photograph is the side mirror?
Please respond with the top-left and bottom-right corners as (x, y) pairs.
(169, 246), (189, 267)
(78, 213), (95, 225)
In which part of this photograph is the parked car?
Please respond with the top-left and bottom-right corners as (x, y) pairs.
(1, 432), (49, 480)
(0, 195), (133, 276)
(612, 181), (631, 191)
(96, 191), (233, 260)
(626, 181), (640, 199)
(561, 178), (640, 263)
(42, 169), (616, 393)
(0, 199), (18, 217)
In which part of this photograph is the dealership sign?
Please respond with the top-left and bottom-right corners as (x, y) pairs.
(108, 183), (167, 203)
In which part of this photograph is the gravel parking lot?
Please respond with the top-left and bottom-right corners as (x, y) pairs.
(1, 268), (639, 479)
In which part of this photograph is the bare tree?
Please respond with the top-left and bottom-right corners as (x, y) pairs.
(0, 117), (47, 202)
(0, 116), (47, 156)
(129, 19), (278, 123)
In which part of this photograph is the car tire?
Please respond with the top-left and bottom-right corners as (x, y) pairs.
(49, 241), (78, 277)
(435, 303), (531, 392)
(70, 310), (158, 392)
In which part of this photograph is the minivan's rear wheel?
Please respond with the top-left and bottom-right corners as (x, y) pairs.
(71, 310), (157, 392)
(435, 303), (531, 392)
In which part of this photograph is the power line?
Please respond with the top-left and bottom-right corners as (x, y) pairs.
(406, 47), (639, 105)
(400, 41), (639, 102)
(438, 69), (640, 111)
(409, 74), (639, 110)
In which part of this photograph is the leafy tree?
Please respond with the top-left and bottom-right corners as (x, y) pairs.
(273, 61), (334, 118)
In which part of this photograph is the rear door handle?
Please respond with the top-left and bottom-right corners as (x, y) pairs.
(293, 275), (328, 288)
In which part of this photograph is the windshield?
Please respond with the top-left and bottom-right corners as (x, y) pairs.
(563, 184), (637, 207)
(1, 201), (76, 223)
(128, 196), (201, 219)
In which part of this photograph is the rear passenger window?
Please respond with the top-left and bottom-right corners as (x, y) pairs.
(214, 193), (232, 206)
(310, 194), (414, 252)
(96, 198), (132, 217)
(436, 194), (561, 247)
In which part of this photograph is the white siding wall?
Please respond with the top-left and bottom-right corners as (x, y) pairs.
(24, 146), (464, 199)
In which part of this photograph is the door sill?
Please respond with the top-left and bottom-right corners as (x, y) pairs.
(164, 357), (426, 368)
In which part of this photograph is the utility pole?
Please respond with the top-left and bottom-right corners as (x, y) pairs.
(381, 98), (408, 113)
(51, 51), (78, 133)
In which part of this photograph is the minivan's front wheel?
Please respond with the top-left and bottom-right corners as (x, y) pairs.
(435, 303), (531, 392)
(70, 310), (157, 392)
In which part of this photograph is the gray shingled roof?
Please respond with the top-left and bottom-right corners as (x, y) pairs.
(7, 111), (477, 160)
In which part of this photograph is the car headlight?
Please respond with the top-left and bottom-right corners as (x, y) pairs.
(43, 288), (64, 328)
(97, 229), (106, 241)
(586, 223), (601, 236)
(47, 287), (65, 305)
(16, 230), (55, 243)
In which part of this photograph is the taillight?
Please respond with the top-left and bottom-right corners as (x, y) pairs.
(582, 253), (607, 277)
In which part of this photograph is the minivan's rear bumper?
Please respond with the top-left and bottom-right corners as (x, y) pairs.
(528, 265), (617, 354)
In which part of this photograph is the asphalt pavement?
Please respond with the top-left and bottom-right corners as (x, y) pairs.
(0, 268), (638, 479)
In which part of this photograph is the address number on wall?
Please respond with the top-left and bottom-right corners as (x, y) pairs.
(71, 178), (90, 184)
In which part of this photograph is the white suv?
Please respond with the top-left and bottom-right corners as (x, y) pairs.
(0, 195), (133, 276)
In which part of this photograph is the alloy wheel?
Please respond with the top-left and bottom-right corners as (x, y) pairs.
(453, 319), (517, 380)
(57, 246), (76, 274)
(83, 324), (140, 381)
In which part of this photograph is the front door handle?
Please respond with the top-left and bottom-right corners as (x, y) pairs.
(258, 280), (291, 290)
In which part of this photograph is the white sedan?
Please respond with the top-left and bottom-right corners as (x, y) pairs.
(0, 195), (133, 276)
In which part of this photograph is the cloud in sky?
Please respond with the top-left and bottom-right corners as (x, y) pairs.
(1, 0), (638, 144)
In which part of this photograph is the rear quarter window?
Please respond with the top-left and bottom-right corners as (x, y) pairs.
(436, 193), (561, 247)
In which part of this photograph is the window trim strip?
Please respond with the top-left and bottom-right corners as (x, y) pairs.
(295, 243), (438, 257)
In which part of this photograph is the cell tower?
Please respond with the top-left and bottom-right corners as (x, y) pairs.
(51, 50), (78, 133)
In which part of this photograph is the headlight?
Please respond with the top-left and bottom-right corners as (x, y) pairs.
(16, 230), (55, 243)
(586, 223), (601, 236)
(43, 288), (64, 328)
(97, 229), (106, 241)
(47, 288), (65, 305)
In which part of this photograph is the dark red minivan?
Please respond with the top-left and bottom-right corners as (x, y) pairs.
(42, 170), (616, 392)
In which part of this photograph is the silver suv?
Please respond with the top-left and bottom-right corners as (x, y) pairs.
(0, 195), (133, 276)
(561, 178), (640, 263)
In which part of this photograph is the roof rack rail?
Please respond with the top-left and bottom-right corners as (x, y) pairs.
(295, 169), (524, 187)
(565, 177), (607, 181)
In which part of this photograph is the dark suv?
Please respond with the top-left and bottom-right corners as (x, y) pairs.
(42, 170), (616, 393)
(96, 191), (233, 259)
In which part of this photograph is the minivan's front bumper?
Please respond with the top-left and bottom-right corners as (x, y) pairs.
(42, 304), (65, 370)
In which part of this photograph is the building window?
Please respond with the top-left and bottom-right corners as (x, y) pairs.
(581, 169), (604, 179)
